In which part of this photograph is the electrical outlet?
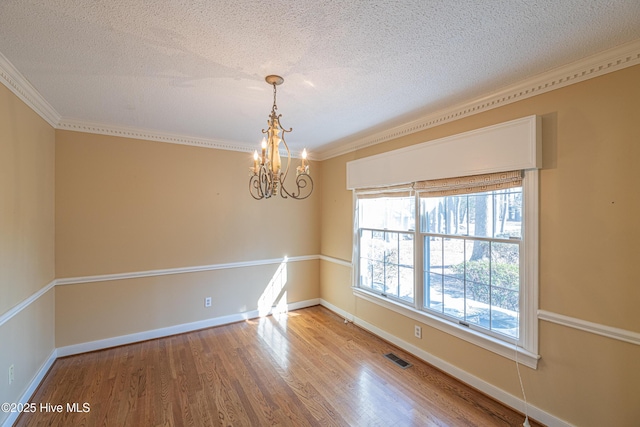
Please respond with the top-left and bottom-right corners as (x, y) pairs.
(204, 297), (212, 308)
(414, 325), (422, 339)
(8, 364), (14, 385)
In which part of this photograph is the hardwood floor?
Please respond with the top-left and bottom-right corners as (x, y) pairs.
(16, 306), (541, 426)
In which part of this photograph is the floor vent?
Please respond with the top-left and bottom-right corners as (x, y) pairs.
(384, 353), (412, 369)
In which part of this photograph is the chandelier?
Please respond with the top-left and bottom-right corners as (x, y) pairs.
(249, 75), (313, 200)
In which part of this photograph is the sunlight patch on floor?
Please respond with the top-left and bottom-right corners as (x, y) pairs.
(257, 257), (288, 317)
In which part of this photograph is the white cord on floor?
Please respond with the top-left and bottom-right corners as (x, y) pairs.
(515, 339), (531, 427)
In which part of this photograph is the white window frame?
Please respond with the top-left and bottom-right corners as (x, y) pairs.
(348, 116), (541, 368)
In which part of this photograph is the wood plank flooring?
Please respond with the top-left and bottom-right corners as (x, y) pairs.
(15, 306), (542, 426)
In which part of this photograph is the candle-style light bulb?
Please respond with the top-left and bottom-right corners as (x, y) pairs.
(297, 148), (309, 176)
(252, 150), (260, 174)
(260, 137), (267, 164)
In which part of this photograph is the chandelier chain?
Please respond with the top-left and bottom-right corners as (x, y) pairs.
(272, 83), (278, 114)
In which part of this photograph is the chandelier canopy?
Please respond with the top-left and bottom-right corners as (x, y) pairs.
(249, 75), (313, 200)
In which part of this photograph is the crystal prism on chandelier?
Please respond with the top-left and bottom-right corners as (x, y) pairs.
(249, 75), (313, 200)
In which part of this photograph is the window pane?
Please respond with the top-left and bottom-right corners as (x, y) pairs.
(399, 234), (414, 268)
(399, 267), (414, 302)
(443, 238), (465, 278)
(466, 283), (490, 327)
(360, 229), (373, 260)
(427, 273), (444, 312)
(360, 197), (414, 231)
(491, 242), (520, 338)
(442, 238), (465, 320)
(360, 257), (373, 289)
(385, 239), (399, 296)
(399, 233), (416, 299)
(491, 287), (519, 339)
(386, 232), (399, 265)
(468, 193), (494, 238)
(497, 188), (522, 239)
(372, 261), (385, 292)
(448, 195), (469, 236)
(424, 236), (443, 310)
(463, 239), (490, 328)
(425, 236), (443, 276)
(443, 277), (465, 320)
(385, 268), (398, 296)
(420, 197), (443, 234)
(491, 242), (520, 291)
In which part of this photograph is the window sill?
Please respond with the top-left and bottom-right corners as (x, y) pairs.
(352, 287), (540, 369)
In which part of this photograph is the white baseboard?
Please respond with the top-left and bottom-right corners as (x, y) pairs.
(57, 298), (320, 357)
(319, 299), (355, 322)
(1, 349), (57, 427)
(319, 299), (574, 427)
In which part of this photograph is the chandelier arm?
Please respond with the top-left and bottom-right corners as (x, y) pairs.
(279, 127), (292, 192)
(296, 174), (314, 199)
(249, 173), (263, 200)
(250, 164), (280, 200)
(279, 172), (314, 200)
(249, 175), (263, 200)
(278, 173), (288, 199)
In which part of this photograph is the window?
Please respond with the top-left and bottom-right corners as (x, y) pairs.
(354, 171), (539, 367)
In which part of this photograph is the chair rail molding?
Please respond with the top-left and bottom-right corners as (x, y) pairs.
(538, 310), (640, 346)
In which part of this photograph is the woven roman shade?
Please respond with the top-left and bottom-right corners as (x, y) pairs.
(355, 183), (413, 199)
(414, 170), (523, 198)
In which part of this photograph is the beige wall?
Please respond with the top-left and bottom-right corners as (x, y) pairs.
(54, 130), (321, 346)
(0, 84), (56, 425)
(319, 65), (640, 426)
(0, 87), (55, 311)
(55, 131), (321, 277)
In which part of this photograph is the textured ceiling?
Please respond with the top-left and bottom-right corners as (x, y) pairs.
(1, 0), (640, 157)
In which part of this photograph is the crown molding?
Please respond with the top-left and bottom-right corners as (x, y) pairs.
(0, 51), (61, 127)
(2, 39), (639, 158)
(316, 38), (640, 160)
(57, 119), (313, 159)
(57, 119), (256, 153)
